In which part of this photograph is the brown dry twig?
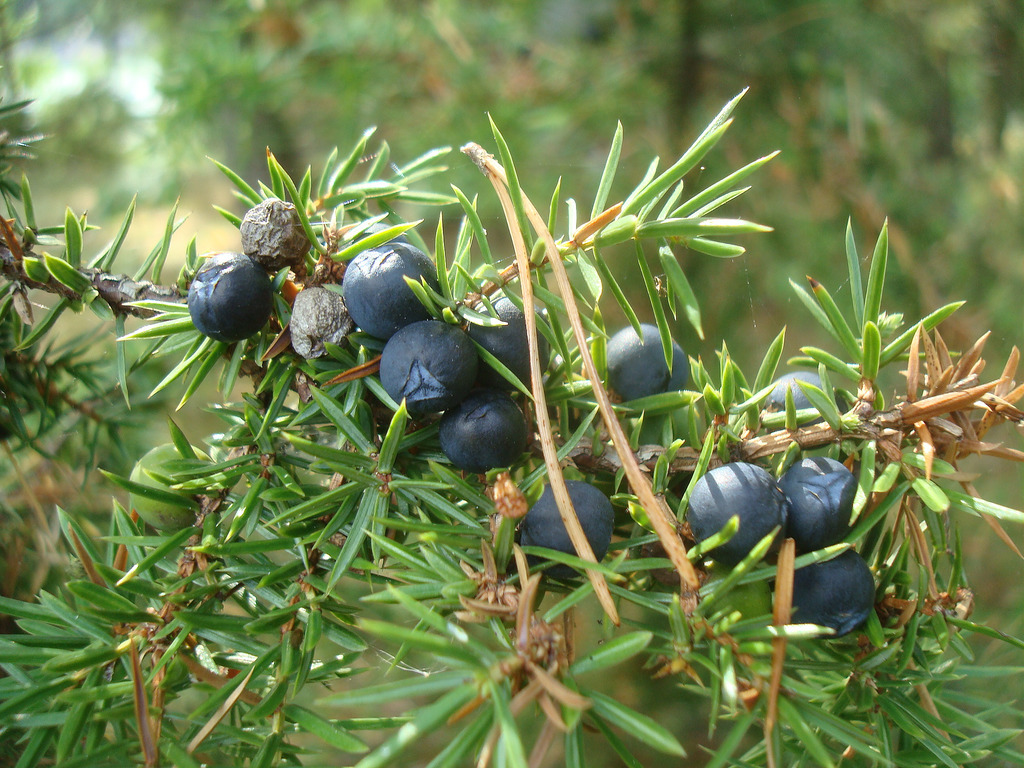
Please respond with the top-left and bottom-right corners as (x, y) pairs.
(573, 362), (1023, 475)
(764, 538), (795, 768)
(464, 140), (708, 609)
(475, 549), (589, 768)
(463, 140), (623, 624)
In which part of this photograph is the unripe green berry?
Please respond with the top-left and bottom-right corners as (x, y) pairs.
(129, 443), (210, 530)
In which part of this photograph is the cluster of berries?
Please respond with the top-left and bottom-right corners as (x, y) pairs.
(517, 323), (692, 579)
(187, 198), (315, 343)
(685, 374), (872, 636)
(185, 202), (544, 474)
(341, 237), (549, 474)
(185, 206), (870, 634)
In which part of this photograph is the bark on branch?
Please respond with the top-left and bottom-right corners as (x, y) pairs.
(566, 379), (1024, 477)
(1, 244), (183, 318)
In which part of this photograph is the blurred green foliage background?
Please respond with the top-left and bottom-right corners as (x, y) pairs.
(9, 0), (1023, 359)
(3, 0), (1024, 761)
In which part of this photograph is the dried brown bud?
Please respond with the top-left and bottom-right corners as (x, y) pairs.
(240, 198), (312, 271)
(489, 472), (528, 520)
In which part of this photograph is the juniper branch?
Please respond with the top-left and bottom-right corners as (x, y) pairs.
(568, 378), (1024, 477)
(0, 244), (183, 317)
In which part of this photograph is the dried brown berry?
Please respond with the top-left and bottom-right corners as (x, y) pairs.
(240, 198), (312, 271)
(290, 285), (354, 359)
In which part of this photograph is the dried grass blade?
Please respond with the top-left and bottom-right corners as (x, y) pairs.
(919, 330), (944, 393)
(913, 422), (936, 481)
(999, 380), (1024, 406)
(960, 481), (1024, 559)
(978, 510), (1024, 559)
(181, 656), (262, 706)
(187, 663), (257, 754)
(975, 411), (1000, 442)
(261, 326), (293, 361)
(766, 538), (795, 733)
(0, 214), (24, 263)
(998, 347), (1020, 395)
(458, 595), (516, 618)
(516, 573), (542, 649)
(113, 541), (130, 572)
(906, 325), (922, 401)
(934, 329), (953, 371)
(446, 693), (485, 727)
(476, 722), (500, 768)
(927, 416), (963, 440)
(947, 400), (980, 445)
(915, 682), (947, 738)
(979, 393), (1024, 420)
(464, 141), (620, 624)
(570, 202), (622, 248)
(899, 382), (1000, 425)
(975, 394), (1024, 441)
(481, 541), (497, 577)
(513, 544), (531, 585)
(477, 681), (543, 768)
(528, 719), (559, 767)
(463, 141), (701, 608)
(130, 639), (158, 767)
(562, 612), (575, 670)
(764, 538), (795, 768)
(70, 530), (106, 587)
(536, 692), (570, 732)
(930, 366), (955, 397)
(509, 680), (544, 717)
(906, 660), (949, 741)
(964, 441), (1024, 463)
(900, 502), (940, 600)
